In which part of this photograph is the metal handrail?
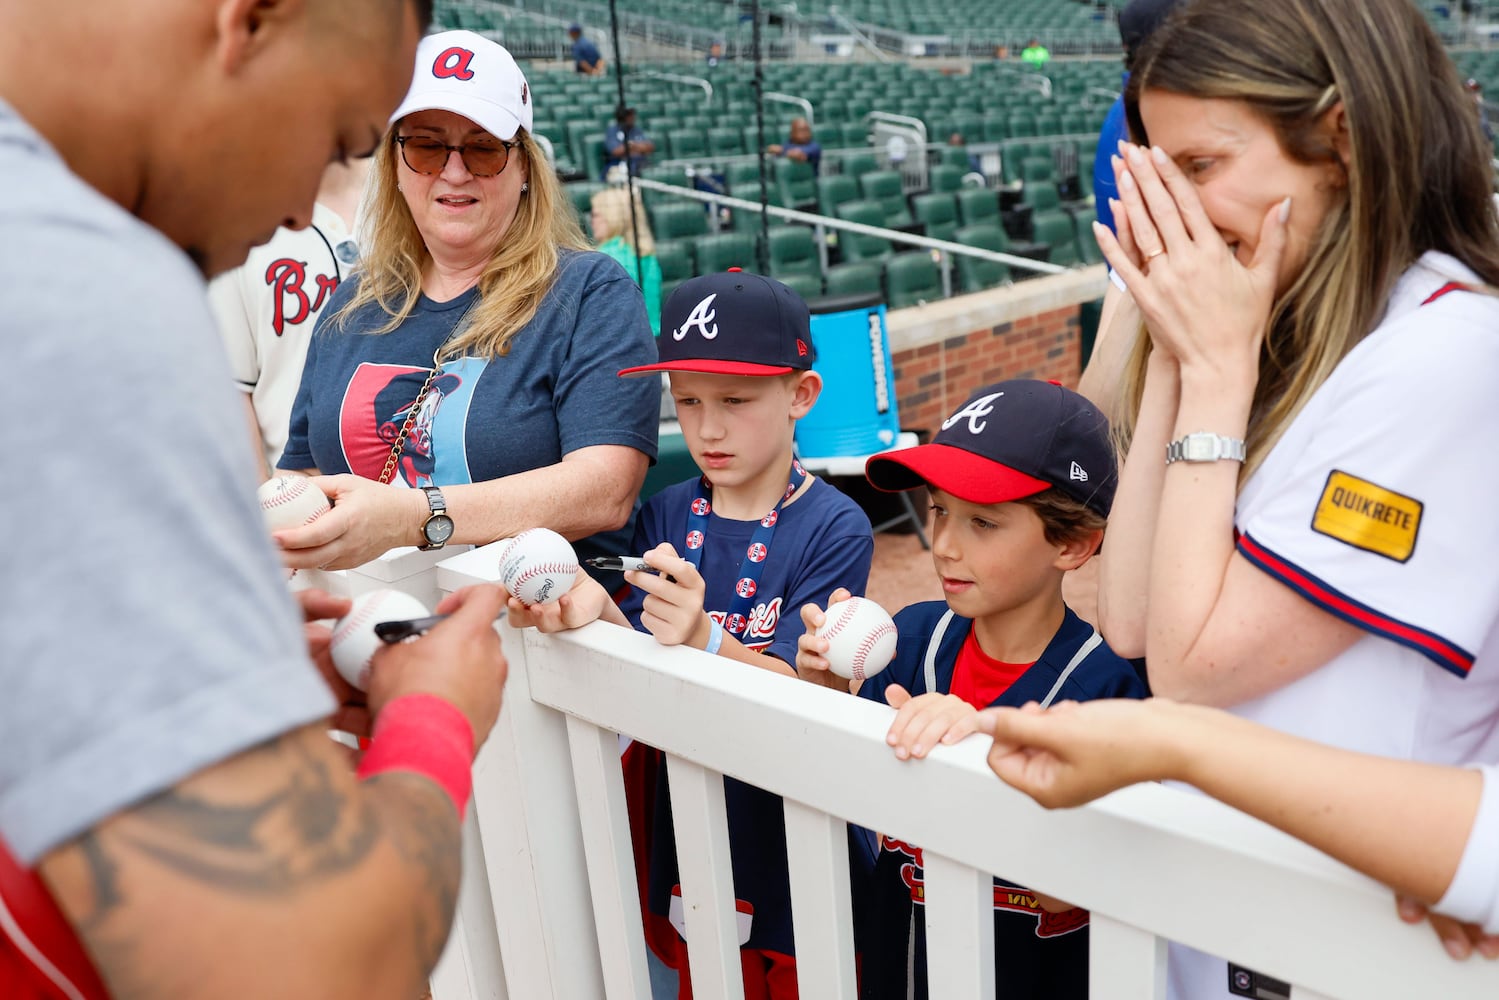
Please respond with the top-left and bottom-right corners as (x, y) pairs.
(627, 176), (1068, 296)
(764, 92), (816, 125)
(641, 71), (714, 106)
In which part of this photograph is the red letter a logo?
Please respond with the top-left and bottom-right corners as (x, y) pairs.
(433, 47), (476, 81)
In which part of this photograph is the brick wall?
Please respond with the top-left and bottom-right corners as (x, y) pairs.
(890, 304), (1082, 435)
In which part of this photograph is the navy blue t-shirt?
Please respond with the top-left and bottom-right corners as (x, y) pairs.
(604, 123), (652, 177)
(856, 602), (1146, 1000)
(572, 36), (602, 71)
(280, 249), (659, 575)
(628, 474), (873, 956)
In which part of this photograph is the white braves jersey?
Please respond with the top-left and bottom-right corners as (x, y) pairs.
(1171, 251), (1499, 999)
(209, 203), (353, 471)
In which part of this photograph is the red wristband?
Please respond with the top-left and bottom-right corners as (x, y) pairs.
(356, 694), (475, 819)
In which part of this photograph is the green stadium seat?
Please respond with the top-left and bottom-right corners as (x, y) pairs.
(707, 127), (745, 159)
(940, 145), (971, 170)
(911, 193), (960, 243)
(817, 174), (861, 216)
(952, 224), (1013, 292)
(727, 160), (769, 196)
(766, 225), (821, 281)
(650, 201), (710, 241)
(823, 262), (883, 297)
(657, 238), (696, 287)
(1025, 182), (1061, 213)
(955, 187), (1000, 227)
(839, 152), (880, 180)
(884, 252), (944, 309)
(1031, 210), (1080, 267)
(774, 158), (818, 210)
(835, 200), (894, 263)
(668, 129), (708, 160)
(929, 164), (966, 194)
(695, 232), (757, 273)
(566, 181), (605, 228)
(776, 272), (824, 300)
(858, 171), (912, 228)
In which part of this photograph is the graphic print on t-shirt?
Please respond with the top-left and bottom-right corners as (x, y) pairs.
(338, 356), (487, 487)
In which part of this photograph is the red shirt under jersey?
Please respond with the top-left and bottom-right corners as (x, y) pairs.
(949, 627), (1035, 709)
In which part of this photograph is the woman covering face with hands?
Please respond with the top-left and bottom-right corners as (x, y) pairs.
(1088, 0), (1499, 996)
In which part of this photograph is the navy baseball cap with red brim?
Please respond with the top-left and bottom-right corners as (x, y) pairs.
(865, 379), (1117, 517)
(618, 270), (817, 378)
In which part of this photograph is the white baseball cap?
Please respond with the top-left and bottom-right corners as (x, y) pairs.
(390, 31), (534, 140)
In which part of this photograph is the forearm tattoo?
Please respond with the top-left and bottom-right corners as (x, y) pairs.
(52, 728), (460, 998)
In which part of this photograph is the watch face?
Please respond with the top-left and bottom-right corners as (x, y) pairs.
(424, 514), (455, 545)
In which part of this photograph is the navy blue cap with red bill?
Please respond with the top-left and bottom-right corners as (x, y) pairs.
(618, 269), (817, 378)
(865, 379), (1118, 517)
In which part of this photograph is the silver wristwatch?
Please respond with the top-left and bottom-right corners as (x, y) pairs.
(1166, 432), (1247, 465)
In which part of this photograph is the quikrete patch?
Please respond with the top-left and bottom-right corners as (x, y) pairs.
(1312, 471), (1423, 563)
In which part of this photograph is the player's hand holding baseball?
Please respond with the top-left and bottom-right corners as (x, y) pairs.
(628, 542), (712, 648)
(795, 588), (857, 691)
(294, 588), (369, 736)
(507, 572), (616, 632)
(364, 584), (510, 752)
(884, 686), (981, 760)
(274, 474), (426, 571)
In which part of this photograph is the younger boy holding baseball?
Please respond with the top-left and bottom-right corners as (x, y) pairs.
(514, 270), (874, 998)
(797, 379), (1145, 1000)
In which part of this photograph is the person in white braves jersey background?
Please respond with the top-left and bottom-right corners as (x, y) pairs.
(1088, 0), (1499, 992)
(274, 31), (658, 586)
(210, 159), (370, 476)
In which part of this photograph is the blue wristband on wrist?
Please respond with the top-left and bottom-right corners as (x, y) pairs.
(704, 617), (724, 655)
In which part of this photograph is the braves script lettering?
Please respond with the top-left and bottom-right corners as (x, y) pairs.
(433, 46), (476, 80)
(264, 258), (338, 337)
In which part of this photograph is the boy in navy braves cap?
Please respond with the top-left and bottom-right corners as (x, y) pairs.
(511, 270), (874, 998)
(796, 379), (1145, 1000)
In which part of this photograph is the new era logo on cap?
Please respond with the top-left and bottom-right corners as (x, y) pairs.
(619, 270), (817, 378)
(865, 379), (1117, 517)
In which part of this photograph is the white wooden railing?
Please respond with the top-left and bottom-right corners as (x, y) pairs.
(297, 543), (1499, 1000)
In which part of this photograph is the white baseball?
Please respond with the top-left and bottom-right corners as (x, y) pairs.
(497, 528), (579, 606)
(257, 476), (331, 533)
(330, 589), (430, 690)
(817, 597), (898, 682)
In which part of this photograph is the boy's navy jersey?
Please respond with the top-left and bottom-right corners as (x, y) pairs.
(624, 475), (873, 956)
(857, 602), (1146, 1000)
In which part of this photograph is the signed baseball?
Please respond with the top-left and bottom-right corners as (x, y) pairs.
(817, 597), (898, 682)
(330, 589), (430, 690)
(497, 528), (579, 606)
(257, 476), (330, 533)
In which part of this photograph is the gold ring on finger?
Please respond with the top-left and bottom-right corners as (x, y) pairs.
(1145, 248), (1165, 260)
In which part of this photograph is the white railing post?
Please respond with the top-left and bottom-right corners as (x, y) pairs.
(783, 800), (859, 999)
(1088, 915), (1166, 1000)
(564, 715), (653, 1000)
(430, 809), (510, 1000)
(922, 853), (996, 1000)
(459, 622), (605, 999)
(666, 756), (747, 1000)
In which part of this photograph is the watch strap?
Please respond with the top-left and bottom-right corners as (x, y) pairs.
(1166, 432), (1247, 465)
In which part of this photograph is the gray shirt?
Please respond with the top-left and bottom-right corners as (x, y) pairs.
(0, 101), (335, 864)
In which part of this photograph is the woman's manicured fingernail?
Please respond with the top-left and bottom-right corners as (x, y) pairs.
(1119, 170), (1135, 191)
(1151, 145), (1170, 165)
(1117, 138), (1127, 154)
(1447, 937), (1472, 960)
(1279, 196), (1293, 223)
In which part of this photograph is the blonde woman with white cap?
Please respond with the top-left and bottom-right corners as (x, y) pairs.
(275, 31), (658, 587)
